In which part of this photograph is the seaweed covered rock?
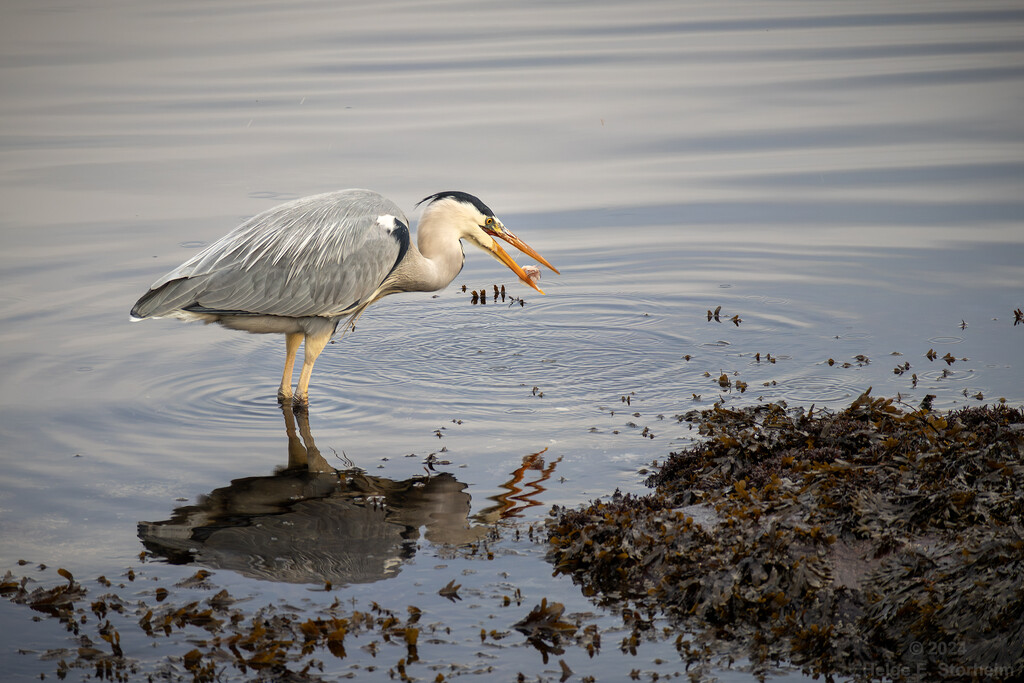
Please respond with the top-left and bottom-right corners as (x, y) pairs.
(547, 391), (1024, 681)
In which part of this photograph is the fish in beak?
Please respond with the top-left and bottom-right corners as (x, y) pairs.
(483, 223), (560, 294)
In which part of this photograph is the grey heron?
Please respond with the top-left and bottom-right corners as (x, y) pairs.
(131, 189), (558, 407)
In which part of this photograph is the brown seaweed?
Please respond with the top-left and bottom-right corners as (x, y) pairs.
(547, 391), (1024, 681)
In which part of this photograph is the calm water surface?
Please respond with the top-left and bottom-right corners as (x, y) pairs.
(2, 0), (1023, 680)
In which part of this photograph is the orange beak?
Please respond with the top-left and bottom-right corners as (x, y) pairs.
(485, 225), (559, 294)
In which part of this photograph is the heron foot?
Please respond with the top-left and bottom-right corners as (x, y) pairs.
(277, 388), (293, 404)
(292, 394), (310, 412)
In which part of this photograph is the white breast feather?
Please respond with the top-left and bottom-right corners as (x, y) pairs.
(376, 215), (398, 232)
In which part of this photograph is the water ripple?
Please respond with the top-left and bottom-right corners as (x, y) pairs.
(927, 336), (966, 345)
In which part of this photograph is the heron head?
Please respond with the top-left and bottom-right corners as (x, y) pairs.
(417, 191), (559, 293)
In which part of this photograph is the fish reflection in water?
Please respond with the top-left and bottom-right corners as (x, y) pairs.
(138, 407), (558, 585)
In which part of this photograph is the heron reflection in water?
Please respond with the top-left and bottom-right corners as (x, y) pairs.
(131, 190), (559, 407)
(138, 406), (561, 585)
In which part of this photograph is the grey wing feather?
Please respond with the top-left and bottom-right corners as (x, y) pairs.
(132, 189), (408, 319)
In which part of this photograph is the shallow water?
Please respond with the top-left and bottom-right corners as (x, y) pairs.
(2, 0), (1023, 680)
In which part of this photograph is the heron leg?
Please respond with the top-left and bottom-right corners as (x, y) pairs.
(278, 332), (303, 403)
(293, 329), (331, 408)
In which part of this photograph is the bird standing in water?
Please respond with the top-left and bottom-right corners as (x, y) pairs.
(131, 189), (558, 407)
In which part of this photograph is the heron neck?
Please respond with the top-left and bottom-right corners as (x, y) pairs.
(401, 217), (465, 292)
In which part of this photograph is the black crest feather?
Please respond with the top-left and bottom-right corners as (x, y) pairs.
(416, 191), (495, 217)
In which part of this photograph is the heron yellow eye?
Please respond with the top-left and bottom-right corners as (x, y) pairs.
(485, 217), (495, 226)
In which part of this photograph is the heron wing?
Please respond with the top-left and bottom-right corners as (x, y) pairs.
(132, 190), (409, 319)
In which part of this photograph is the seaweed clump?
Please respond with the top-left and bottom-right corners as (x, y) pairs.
(547, 391), (1024, 680)
(1, 567), (428, 682)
